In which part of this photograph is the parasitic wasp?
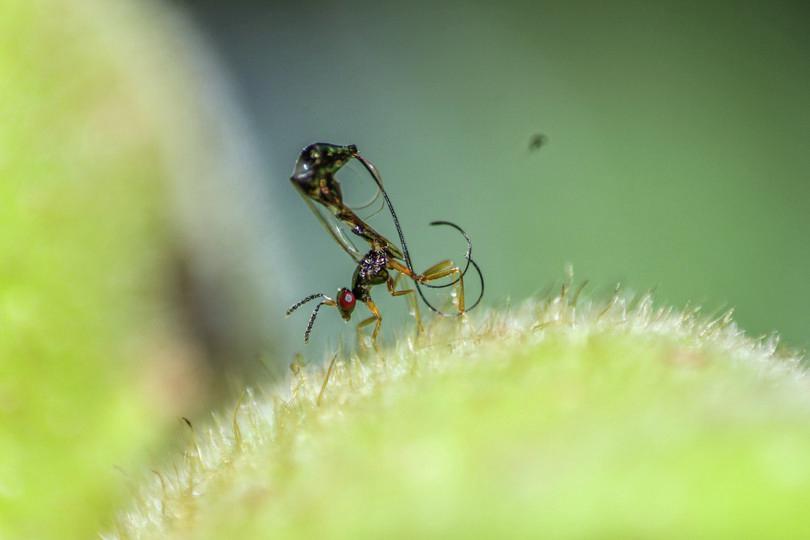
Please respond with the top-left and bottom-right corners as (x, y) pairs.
(285, 143), (484, 350)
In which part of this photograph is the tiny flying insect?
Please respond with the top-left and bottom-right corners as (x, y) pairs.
(285, 143), (484, 350)
(529, 133), (548, 152)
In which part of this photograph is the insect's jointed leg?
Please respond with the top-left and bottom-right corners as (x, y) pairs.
(356, 299), (382, 351)
(419, 259), (455, 277)
(420, 261), (465, 312)
(387, 272), (423, 334)
(389, 259), (466, 313)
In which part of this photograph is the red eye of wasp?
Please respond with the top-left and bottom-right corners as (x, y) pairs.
(338, 289), (356, 311)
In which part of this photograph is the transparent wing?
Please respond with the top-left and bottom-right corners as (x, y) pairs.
(347, 183), (382, 211)
(300, 193), (363, 263)
(341, 159), (383, 214)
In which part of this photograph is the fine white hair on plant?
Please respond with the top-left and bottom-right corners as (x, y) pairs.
(104, 283), (807, 540)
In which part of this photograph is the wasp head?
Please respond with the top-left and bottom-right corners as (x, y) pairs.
(336, 287), (357, 321)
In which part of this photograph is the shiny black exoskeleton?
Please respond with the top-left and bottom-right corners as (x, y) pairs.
(352, 248), (389, 303)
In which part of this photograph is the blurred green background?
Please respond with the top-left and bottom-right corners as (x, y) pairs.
(183, 0), (810, 350)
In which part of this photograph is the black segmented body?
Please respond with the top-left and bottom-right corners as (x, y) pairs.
(351, 248), (389, 301)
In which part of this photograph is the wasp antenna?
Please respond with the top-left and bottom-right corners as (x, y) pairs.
(305, 302), (328, 343)
(287, 293), (328, 316)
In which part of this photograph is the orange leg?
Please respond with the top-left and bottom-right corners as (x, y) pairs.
(356, 299), (382, 352)
(387, 272), (424, 335)
(389, 259), (465, 313)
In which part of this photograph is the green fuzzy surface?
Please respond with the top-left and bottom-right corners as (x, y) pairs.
(109, 291), (810, 539)
(0, 1), (188, 537)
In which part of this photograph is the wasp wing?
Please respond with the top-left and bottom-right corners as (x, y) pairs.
(298, 191), (363, 263)
(290, 147), (404, 262)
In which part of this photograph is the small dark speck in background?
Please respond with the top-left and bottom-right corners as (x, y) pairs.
(529, 133), (548, 152)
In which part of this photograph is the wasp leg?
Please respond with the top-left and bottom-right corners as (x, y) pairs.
(390, 259), (465, 313)
(420, 259), (455, 277)
(421, 262), (465, 313)
(387, 273), (423, 335)
(356, 299), (382, 352)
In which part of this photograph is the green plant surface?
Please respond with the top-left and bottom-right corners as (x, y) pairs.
(0, 1), (187, 538)
(108, 290), (810, 539)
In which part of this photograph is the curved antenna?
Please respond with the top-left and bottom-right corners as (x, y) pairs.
(286, 292), (327, 316)
(286, 292), (334, 343)
(353, 153), (483, 316)
(304, 301), (328, 343)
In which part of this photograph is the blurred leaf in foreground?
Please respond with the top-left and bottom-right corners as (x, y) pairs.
(0, 0), (282, 537)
